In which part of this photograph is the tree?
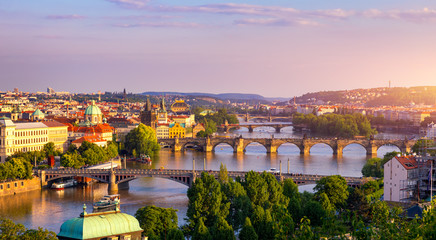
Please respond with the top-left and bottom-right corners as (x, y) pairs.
(239, 217), (258, 240)
(60, 152), (84, 169)
(303, 201), (326, 227)
(192, 218), (212, 240)
(0, 218), (57, 240)
(221, 180), (251, 230)
(283, 178), (299, 201)
(287, 196), (303, 224)
(218, 163), (228, 184)
(135, 205), (178, 240)
(361, 157), (384, 177)
(167, 229), (184, 240)
(211, 216), (235, 240)
(314, 175), (349, 210)
(43, 142), (56, 158)
(187, 172), (229, 229)
(106, 141), (119, 159)
(244, 171), (269, 207)
(261, 172), (289, 208)
(125, 123), (160, 157)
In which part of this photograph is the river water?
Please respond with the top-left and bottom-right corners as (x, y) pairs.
(0, 125), (404, 233)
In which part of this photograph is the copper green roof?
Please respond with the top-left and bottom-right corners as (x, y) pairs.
(31, 108), (44, 116)
(84, 100), (102, 116)
(57, 210), (142, 239)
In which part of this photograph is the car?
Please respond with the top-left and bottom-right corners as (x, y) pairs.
(266, 168), (280, 173)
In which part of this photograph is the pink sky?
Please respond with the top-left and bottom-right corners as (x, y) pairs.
(1, 1), (436, 97)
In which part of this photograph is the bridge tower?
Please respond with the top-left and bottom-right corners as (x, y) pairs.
(245, 112), (249, 122)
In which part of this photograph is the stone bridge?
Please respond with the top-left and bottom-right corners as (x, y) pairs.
(159, 137), (416, 157)
(235, 113), (293, 122)
(36, 168), (366, 193)
(219, 123), (295, 133)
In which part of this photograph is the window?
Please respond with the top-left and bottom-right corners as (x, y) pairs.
(7, 184), (10, 189)
(14, 182), (17, 187)
(0, 185), (3, 190)
(21, 182), (24, 186)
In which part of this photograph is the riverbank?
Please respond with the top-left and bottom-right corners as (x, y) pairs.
(0, 177), (41, 197)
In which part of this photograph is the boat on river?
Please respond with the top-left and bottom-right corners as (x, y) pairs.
(93, 194), (120, 211)
(51, 179), (77, 190)
(136, 154), (151, 164)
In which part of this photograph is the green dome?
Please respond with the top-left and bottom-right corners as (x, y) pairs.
(58, 211), (142, 239)
(31, 109), (44, 116)
(84, 100), (102, 116)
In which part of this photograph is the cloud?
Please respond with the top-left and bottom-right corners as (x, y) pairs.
(234, 18), (319, 27)
(45, 14), (85, 20)
(112, 21), (202, 28)
(105, 0), (149, 9)
(363, 8), (436, 23)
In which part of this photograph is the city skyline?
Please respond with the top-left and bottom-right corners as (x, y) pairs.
(1, 0), (436, 97)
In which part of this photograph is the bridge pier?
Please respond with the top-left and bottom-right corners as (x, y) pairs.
(108, 171), (118, 194)
(118, 181), (129, 190)
(248, 126), (254, 133)
(300, 145), (310, 156)
(366, 144), (378, 157)
(275, 127), (281, 133)
(39, 170), (48, 188)
(234, 138), (245, 153)
(333, 145), (343, 156)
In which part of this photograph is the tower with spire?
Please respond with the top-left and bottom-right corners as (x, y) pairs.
(140, 97), (157, 130)
(157, 97), (168, 124)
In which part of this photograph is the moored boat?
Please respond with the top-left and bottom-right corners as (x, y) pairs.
(93, 194), (121, 211)
(51, 179), (77, 190)
(136, 154), (151, 164)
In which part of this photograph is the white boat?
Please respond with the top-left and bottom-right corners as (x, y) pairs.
(93, 194), (120, 211)
(51, 179), (77, 190)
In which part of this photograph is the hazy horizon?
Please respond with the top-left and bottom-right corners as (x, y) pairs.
(1, 1), (436, 97)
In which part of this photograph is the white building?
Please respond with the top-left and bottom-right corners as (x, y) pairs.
(384, 155), (419, 202)
(426, 122), (436, 139)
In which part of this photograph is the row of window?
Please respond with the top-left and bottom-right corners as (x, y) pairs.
(15, 130), (48, 137)
(0, 181), (24, 190)
(15, 138), (47, 145)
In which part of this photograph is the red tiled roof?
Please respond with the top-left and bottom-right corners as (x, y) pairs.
(43, 120), (68, 128)
(395, 156), (418, 170)
(72, 135), (105, 144)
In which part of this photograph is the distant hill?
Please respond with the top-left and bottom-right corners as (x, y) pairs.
(140, 91), (288, 102)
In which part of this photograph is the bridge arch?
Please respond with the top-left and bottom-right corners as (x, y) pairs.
(277, 142), (301, 154)
(243, 141), (267, 153)
(212, 142), (235, 153)
(342, 143), (367, 155)
(308, 143), (335, 154)
(45, 174), (109, 183)
(376, 143), (402, 155)
(181, 141), (204, 151)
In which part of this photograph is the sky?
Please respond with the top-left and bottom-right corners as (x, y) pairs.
(1, 0), (436, 97)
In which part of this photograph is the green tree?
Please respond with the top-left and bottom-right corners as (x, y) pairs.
(283, 178), (299, 200)
(239, 217), (258, 240)
(211, 216), (235, 240)
(303, 201), (326, 227)
(244, 171), (269, 207)
(314, 175), (349, 210)
(218, 163), (228, 184)
(106, 141), (119, 159)
(167, 228), (184, 240)
(134, 205), (178, 239)
(0, 218), (56, 240)
(192, 218), (212, 240)
(261, 172), (289, 208)
(221, 180), (251, 230)
(361, 157), (384, 177)
(287, 196), (303, 224)
(60, 152), (85, 169)
(187, 172), (229, 229)
(125, 123), (160, 157)
(43, 142), (56, 158)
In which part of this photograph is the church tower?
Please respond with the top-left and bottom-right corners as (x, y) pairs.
(140, 97), (157, 130)
(157, 97), (168, 124)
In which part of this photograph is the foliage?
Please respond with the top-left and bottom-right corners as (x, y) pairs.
(218, 163), (228, 184)
(244, 171), (269, 207)
(192, 218), (212, 240)
(292, 112), (377, 137)
(210, 216), (235, 240)
(125, 123), (160, 157)
(0, 218), (57, 240)
(239, 217), (258, 240)
(187, 172), (229, 230)
(0, 158), (33, 181)
(60, 151), (85, 169)
(43, 142), (56, 158)
(134, 205), (178, 239)
(314, 175), (349, 210)
(167, 228), (184, 240)
(362, 151), (400, 177)
(221, 179), (251, 230)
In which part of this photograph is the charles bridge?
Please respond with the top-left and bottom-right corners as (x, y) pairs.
(234, 113), (292, 122)
(219, 123), (296, 133)
(36, 167), (366, 193)
(158, 136), (416, 156)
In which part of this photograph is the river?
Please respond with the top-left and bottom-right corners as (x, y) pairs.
(0, 125), (404, 233)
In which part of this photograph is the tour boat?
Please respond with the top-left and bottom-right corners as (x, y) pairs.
(136, 154), (151, 164)
(93, 194), (121, 211)
(51, 179), (78, 190)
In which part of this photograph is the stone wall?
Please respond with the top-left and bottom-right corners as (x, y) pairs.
(0, 177), (41, 197)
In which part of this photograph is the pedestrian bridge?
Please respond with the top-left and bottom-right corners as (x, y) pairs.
(37, 168), (366, 193)
(158, 136), (416, 157)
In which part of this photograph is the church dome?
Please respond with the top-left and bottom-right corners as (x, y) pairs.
(84, 100), (102, 116)
(31, 109), (44, 116)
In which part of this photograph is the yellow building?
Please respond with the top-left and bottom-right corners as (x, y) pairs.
(169, 122), (185, 139)
(0, 117), (68, 163)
